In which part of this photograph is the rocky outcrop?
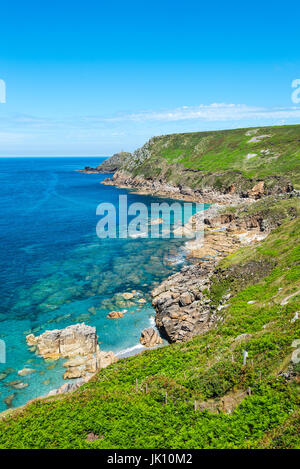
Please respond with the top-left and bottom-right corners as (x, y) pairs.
(291, 339), (300, 365)
(95, 351), (118, 369)
(61, 349), (118, 380)
(80, 152), (132, 173)
(151, 209), (251, 342)
(204, 213), (264, 231)
(140, 328), (163, 347)
(26, 323), (117, 379)
(26, 323), (97, 360)
(152, 262), (217, 342)
(248, 181), (265, 199)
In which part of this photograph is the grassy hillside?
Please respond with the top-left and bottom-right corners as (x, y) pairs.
(0, 212), (299, 449)
(119, 124), (300, 191)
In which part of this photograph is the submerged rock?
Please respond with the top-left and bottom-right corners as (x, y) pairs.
(137, 298), (147, 304)
(18, 368), (36, 377)
(0, 372), (8, 381)
(4, 380), (28, 390)
(3, 393), (16, 408)
(12, 382), (28, 390)
(106, 311), (124, 319)
(122, 292), (134, 300)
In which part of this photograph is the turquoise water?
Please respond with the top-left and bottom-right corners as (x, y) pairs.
(0, 157), (207, 411)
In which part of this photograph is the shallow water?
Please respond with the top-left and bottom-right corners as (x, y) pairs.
(0, 157), (208, 411)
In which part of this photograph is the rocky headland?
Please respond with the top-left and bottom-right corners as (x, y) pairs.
(93, 126), (297, 204)
(79, 151), (132, 174)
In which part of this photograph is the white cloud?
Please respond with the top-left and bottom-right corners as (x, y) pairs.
(85, 103), (300, 123)
(1, 103), (300, 155)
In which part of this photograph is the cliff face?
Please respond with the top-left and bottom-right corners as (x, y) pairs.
(84, 151), (132, 173)
(102, 124), (300, 197)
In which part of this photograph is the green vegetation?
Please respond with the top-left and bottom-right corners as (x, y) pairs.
(220, 195), (300, 221)
(0, 215), (299, 449)
(122, 124), (300, 191)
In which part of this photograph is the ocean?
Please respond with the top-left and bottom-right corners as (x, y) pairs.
(0, 157), (207, 412)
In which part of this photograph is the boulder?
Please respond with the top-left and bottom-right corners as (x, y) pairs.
(140, 328), (163, 347)
(106, 311), (124, 319)
(63, 367), (86, 380)
(63, 357), (87, 368)
(179, 292), (194, 306)
(13, 382), (29, 390)
(291, 339), (300, 365)
(152, 262), (216, 343)
(97, 350), (118, 369)
(25, 334), (38, 346)
(234, 333), (252, 344)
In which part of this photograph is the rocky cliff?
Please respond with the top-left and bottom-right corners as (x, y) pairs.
(83, 151), (132, 173)
(152, 195), (300, 343)
(99, 124), (300, 200)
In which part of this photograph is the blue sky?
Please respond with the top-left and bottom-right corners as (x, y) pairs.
(0, 0), (300, 156)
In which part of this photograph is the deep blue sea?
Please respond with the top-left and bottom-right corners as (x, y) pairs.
(0, 157), (207, 412)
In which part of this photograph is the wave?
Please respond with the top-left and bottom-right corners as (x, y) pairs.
(115, 343), (144, 358)
(149, 316), (155, 327)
